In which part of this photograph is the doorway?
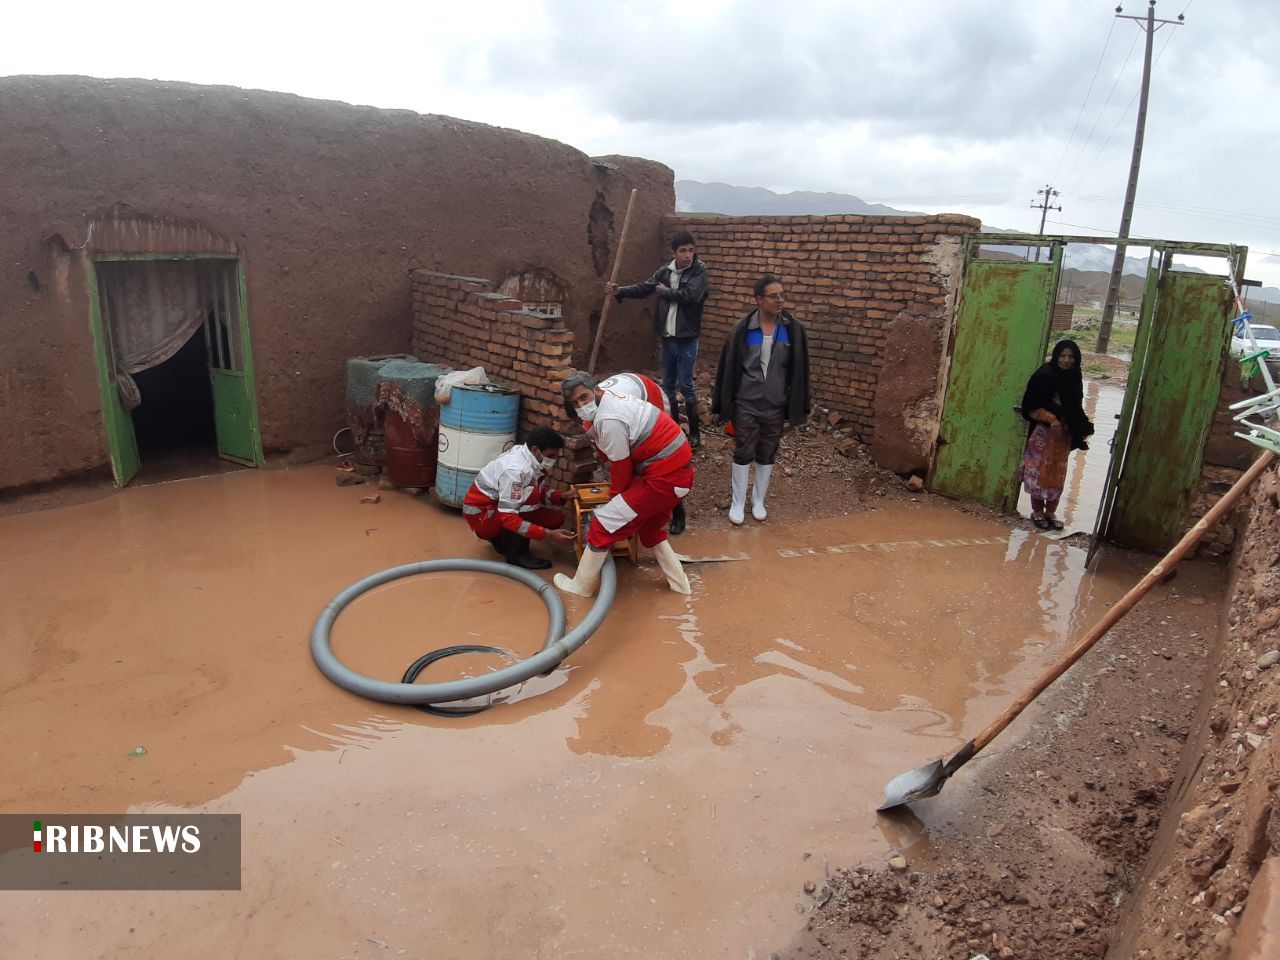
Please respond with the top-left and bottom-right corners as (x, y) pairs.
(929, 234), (1243, 555)
(88, 256), (264, 486)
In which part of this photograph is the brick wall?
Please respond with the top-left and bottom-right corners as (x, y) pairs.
(409, 269), (595, 483)
(663, 213), (978, 473)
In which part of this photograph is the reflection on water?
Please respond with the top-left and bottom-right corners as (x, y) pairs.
(1017, 378), (1127, 530)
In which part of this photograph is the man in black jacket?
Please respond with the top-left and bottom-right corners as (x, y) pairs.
(712, 275), (811, 525)
(607, 232), (709, 448)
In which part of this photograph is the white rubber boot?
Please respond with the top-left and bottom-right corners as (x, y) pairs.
(729, 462), (750, 525)
(652, 540), (691, 595)
(553, 546), (607, 597)
(751, 463), (773, 521)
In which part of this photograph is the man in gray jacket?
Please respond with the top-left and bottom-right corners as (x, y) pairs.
(712, 275), (811, 525)
(607, 231), (709, 448)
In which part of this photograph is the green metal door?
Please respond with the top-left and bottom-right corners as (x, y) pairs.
(87, 262), (141, 486)
(1104, 267), (1233, 552)
(200, 262), (263, 466)
(931, 250), (1062, 510)
(1088, 252), (1163, 563)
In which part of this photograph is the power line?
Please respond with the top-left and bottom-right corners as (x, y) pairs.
(1046, 218), (1129, 234)
(1061, 193), (1280, 233)
(1066, 192), (1280, 224)
(1066, 25), (1178, 196)
(1050, 18), (1118, 185)
(1060, 30), (1142, 190)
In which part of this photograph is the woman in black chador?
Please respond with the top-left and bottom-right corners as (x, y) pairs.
(1017, 339), (1095, 529)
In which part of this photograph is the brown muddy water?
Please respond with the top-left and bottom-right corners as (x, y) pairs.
(0, 464), (1156, 959)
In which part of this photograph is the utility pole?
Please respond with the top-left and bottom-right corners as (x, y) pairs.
(1029, 185), (1061, 262)
(1096, 0), (1184, 354)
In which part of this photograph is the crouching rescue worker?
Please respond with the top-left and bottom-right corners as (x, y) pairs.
(556, 371), (693, 596)
(463, 426), (579, 570)
(565, 371), (689, 536)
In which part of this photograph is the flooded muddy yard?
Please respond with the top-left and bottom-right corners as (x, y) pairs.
(0, 463), (1220, 959)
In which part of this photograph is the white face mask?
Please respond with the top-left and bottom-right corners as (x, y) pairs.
(577, 399), (598, 422)
(538, 453), (558, 470)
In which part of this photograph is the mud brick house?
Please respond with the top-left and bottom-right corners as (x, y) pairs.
(0, 76), (670, 490)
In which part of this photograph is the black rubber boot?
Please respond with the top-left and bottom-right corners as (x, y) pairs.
(684, 397), (701, 449)
(667, 502), (687, 536)
(502, 530), (551, 570)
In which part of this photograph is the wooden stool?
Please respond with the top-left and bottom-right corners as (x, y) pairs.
(571, 483), (640, 564)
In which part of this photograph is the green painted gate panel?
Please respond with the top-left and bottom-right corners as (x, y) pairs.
(210, 370), (257, 463)
(87, 262), (141, 486)
(202, 263), (263, 467)
(1088, 252), (1164, 564)
(931, 254), (1060, 510)
(1107, 270), (1232, 551)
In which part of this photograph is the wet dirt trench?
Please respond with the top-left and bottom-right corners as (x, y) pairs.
(0, 464), (1206, 959)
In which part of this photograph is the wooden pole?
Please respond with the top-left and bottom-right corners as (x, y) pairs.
(588, 188), (638, 373)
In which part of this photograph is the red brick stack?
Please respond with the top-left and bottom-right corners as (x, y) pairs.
(410, 269), (594, 483)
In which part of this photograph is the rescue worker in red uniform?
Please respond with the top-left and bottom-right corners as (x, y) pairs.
(462, 426), (579, 570)
(555, 371), (693, 596)
(563, 371), (689, 536)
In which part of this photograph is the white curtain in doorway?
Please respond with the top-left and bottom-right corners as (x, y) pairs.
(103, 260), (208, 374)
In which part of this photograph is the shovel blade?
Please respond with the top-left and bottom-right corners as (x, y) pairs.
(877, 759), (947, 811)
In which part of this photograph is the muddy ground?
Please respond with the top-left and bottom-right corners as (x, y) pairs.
(2, 372), (1262, 959)
(598, 407), (1234, 960)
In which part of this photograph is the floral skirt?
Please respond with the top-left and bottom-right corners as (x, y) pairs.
(1018, 422), (1070, 501)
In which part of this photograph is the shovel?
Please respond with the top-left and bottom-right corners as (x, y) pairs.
(878, 449), (1276, 812)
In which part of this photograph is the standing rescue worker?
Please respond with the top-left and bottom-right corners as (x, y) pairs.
(563, 371), (689, 536)
(462, 426), (579, 570)
(555, 371), (693, 596)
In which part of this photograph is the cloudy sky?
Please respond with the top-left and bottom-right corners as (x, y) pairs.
(6, 0), (1279, 288)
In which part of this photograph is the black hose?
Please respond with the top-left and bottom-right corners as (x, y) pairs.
(401, 644), (513, 717)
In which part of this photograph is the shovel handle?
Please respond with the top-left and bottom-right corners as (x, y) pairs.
(971, 449), (1276, 756)
(588, 188), (639, 373)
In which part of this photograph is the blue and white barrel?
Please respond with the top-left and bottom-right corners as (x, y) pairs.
(434, 383), (520, 508)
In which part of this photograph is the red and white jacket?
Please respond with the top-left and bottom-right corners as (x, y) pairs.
(587, 391), (691, 496)
(462, 444), (567, 540)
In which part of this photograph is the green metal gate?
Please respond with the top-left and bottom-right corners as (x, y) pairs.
(1094, 255), (1238, 553)
(932, 233), (1245, 555)
(930, 246), (1062, 510)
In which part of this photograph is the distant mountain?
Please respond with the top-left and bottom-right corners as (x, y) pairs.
(674, 180), (1280, 305)
(675, 180), (917, 217)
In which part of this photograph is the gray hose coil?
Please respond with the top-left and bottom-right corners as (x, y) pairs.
(310, 556), (617, 705)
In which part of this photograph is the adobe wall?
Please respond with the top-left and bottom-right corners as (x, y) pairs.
(643, 213), (978, 475)
(0, 76), (671, 491)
